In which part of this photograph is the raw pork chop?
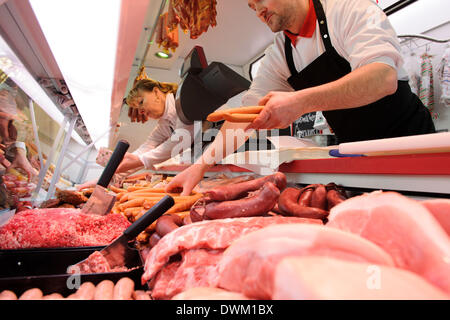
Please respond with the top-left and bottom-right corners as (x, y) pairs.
(0, 208), (130, 249)
(172, 287), (250, 300)
(421, 199), (450, 235)
(150, 249), (224, 299)
(218, 224), (394, 299)
(327, 191), (450, 294)
(142, 216), (322, 284)
(273, 256), (449, 300)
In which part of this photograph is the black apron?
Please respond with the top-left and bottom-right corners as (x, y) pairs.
(285, 0), (435, 144)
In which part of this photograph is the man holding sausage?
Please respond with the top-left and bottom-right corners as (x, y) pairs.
(166, 0), (435, 195)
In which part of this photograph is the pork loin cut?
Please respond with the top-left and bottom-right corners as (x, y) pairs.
(218, 224), (394, 300)
(421, 199), (450, 235)
(172, 287), (250, 300)
(273, 257), (449, 300)
(142, 216), (322, 285)
(327, 191), (450, 294)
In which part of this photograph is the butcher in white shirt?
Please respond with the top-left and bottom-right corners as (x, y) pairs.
(243, 0), (435, 142)
(165, 0), (436, 195)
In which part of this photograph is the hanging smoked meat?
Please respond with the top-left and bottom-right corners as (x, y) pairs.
(170, 0), (217, 40)
(154, 12), (179, 53)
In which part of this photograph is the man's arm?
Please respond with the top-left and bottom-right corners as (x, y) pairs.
(247, 62), (397, 130)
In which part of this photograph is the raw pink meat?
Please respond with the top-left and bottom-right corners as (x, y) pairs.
(327, 191), (450, 294)
(421, 199), (450, 235)
(273, 257), (449, 300)
(218, 224), (394, 299)
(142, 216), (322, 284)
(172, 287), (250, 300)
(0, 208), (130, 249)
(150, 249), (223, 300)
(67, 251), (129, 274)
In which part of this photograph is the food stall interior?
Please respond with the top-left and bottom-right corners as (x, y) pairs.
(0, 0), (449, 301)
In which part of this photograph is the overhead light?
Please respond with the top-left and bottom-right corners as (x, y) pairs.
(155, 51), (172, 59)
(30, 0), (122, 149)
(0, 35), (85, 146)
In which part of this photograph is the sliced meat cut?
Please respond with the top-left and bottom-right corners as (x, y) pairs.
(150, 249), (223, 300)
(218, 224), (394, 300)
(327, 191), (450, 294)
(172, 287), (250, 300)
(0, 208), (130, 249)
(421, 199), (450, 235)
(273, 257), (449, 300)
(142, 216), (322, 284)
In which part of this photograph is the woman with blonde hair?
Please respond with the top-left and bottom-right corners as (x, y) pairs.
(114, 78), (194, 174)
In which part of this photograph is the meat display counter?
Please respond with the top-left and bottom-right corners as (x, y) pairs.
(151, 152), (450, 197)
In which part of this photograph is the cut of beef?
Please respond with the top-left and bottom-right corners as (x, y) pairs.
(327, 191), (450, 294)
(142, 216), (322, 284)
(217, 224), (394, 299)
(273, 257), (448, 300)
(0, 208), (130, 249)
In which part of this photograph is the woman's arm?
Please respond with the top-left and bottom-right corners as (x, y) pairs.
(165, 121), (254, 195)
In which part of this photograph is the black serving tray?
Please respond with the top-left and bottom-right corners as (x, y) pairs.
(0, 245), (146, 297)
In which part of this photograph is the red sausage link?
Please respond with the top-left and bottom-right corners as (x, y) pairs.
(190, 196), (213, 222)
(206, 172), (287, 201)
(327, 189), (347, 210)
(155, 215), (179, 237)
(278, 188), (301, 213)
(298, 188), (314, 207)
(149, 232), (161, 247)
(183, 214), (192, 225)
(311, 185), (327, 210)
(271, 202), (284, 215)
(169, 213), (183, 226)
(279, 188), (328, 220)
(203, 182), (281, 220)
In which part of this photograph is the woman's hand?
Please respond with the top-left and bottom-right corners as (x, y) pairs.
(246, 91), (307, 131)
(116, 152), (144, 173)
(128, 107), (149, 123)
(7, 149), (38, 182)
(165, 164), (208, 196)
(76, 179), (97, 191)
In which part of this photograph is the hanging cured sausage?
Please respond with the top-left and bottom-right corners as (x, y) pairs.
(155, 12), (179, 53)
(169, 0), (217, 40)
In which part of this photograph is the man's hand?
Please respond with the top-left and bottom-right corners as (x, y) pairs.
(128, 107), (149, 123)
(7, 148), (38, 182)
(165, 164), (208, 196)
(116, 152), (144, 174)
(246, 91), (306, 131)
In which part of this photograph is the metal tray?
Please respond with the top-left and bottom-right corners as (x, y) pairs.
(0, 245), (146, 297)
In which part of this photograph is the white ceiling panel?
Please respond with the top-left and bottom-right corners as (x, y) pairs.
(144, 0), (275, 70)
